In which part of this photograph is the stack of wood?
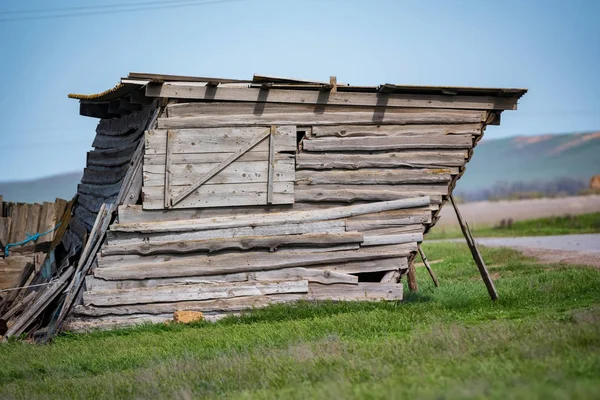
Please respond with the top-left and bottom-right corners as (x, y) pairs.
(0, 197), (67, 296)
(68, 197), (425, 330)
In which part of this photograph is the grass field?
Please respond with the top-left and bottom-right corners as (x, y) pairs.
(427, 212), (600, 240)
(1, 242), (599, 399)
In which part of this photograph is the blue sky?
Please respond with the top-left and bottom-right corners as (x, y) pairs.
(0, 0), (598, 181)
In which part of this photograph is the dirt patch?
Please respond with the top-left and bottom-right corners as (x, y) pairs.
(515, 247), (600, 268)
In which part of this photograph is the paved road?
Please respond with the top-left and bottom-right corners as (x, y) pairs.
(468, 234), (600, 253)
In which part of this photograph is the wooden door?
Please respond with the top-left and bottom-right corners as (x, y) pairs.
(142, 126), (296, 209)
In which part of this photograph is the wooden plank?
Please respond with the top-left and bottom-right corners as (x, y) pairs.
(9, 204), (28, 243)
(144, 151), (293, 165)
(0, 217), (11, 248)
(164, 130), (173, 208)
(307, 282), (403, 301)
(362, 232), (423, 246)
(302, 135), (474, 152)
(143, 159), (295, 187)
(418, 243), (440, 287)
(73, 293), (306, 316)
(117, 204), (294, 224)
(83, 280), (309, 307)
(450, 194), (498, 300)
(38, 202), (55, 242)
(157, 109), (487, 129)
(310, 124), (483, 137)
(267, 126), (276, 204)
(94, 247), (416, 280)
(146, 84), (518, 110)
(380, 270), (401, 283)
(145, 127), (296, 155)
(312, 257), (409, 274)
(296, 169), (452, 185)
(85, 267), (356, 292)
(407, 258), (418, 292)
(24, 203), (42, 237)
(346, 215), (430, 231)
(101, 232), (364, 256)
(118, 197), (431, 233)
(358, 225), (425, 236)
(296, 151), (468, 169)
(107, 220), (346, 246)
(122, 160), (143, 205)
(294, 185), (446, 203)
(54, 198), (68, 222)
(0, 256), (32, 290)
(143, 182), (295, 210)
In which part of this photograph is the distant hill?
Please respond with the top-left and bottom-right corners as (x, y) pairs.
(0, 132), (598, 203)
(456, 131), (600, 199)
(0, 172), (82, 203)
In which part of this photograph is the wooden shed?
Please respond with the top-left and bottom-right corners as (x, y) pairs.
(4, 73), (527, 334)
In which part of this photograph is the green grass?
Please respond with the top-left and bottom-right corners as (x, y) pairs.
(427, 212), (600, 240)
(1, 242), (600, 399)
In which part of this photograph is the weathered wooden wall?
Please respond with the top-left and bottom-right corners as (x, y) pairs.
(67, 93), (497, 331)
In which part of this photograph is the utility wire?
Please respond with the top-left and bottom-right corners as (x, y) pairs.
(0, 0), (218, 15)
(0, 0), (245, 22)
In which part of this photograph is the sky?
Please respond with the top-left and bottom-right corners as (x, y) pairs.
(0, 0), (598, 182)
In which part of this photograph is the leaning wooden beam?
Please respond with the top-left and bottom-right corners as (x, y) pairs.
(101, 232), (364, 256)
(110, 197), (431, 233)
(449, 194), (498, 300)
(145, 84), (519, 110)
(418, 243), (440, 287)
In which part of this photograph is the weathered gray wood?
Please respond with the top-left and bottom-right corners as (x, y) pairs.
(310, 124), (483, 137)
(296, 169), (452, 185)
(145, 127), (296, 154)
(83, 280), (309, 306)
(94, 247), (416, 280)
(296, 151), (468, 169)
(0, 217), (11, 247)
(358, 225), (424, 236)
(117, 197), (431, 233)
(295, 185), (445, 203)
(380, 269), (401, 283)
(307, 282), (403, 301)
(267, 126), (276, 204)
(418, 243), (440, 287)
(117, 204), (295, 224)
(450, 194), (498, 300)
(143, 160), (295, 187)
(122, 160), (143, 205)
(142, 182), (295, 210)
(107, 220), (346, 246)
(101, 232), (364, 256)
(303, 135), (474, 152)
(4, 266), (74, 339)
(164, 130), (173, 208)
(157, 109), (487, 129)
(346, 216), (430, 231)
(147, 84), (518, 110)
(362, 232), (423, 246)
(144, 151), (293, 165)
(24, 204), (41, 240)
(38, 202), (56, 241)
(74, 293), (306, 316)
(346, 206), (436, 221)
(9, 204), (28, 243)
(313, 256), (409, 274)
(171, 128), (273, 206)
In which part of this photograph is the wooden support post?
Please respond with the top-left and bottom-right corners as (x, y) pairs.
(266, 126), (276, 204)
(449, 194), (498, 300)
(417, 243), (439, 287)
(164, 130), (173, 208)
(407, 256), (418, 292)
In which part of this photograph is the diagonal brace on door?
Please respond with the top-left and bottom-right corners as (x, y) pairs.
(168, 127), (273, 207)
